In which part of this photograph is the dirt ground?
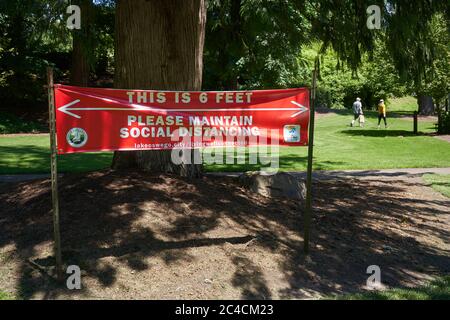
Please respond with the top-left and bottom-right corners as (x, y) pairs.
(0, 171), (448, 299)
(434, 135), (450, 143)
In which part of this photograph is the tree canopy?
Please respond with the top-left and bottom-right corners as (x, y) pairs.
(0, 0), (448, 109)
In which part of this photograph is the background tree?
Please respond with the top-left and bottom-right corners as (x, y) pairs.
(69, 0), (115, 87)
(300, 41), (407, 110)
(203, 0), (311, 90)
(404, 13), (450, 115)
(0, 0), (448, 134)
(70, 0), (94, 86)
(298, 1), (449, 113)
(111, 0), (206, 177)
(0, 0), (68, 105)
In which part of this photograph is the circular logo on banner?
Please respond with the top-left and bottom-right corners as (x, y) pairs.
(66, 128), (88, 148)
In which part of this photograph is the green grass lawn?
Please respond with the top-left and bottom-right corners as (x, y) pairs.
(0, 290), (13, 300)
(209, 110), (449, 172)
(335, 276), (450, 300)
(388, 96), (418, 114)
(423, 174), (450, 198)
(0, 135), (113, 174)
(1, 109), (449, 174)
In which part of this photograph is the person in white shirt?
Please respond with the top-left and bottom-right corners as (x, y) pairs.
(351, 97), (363, 127)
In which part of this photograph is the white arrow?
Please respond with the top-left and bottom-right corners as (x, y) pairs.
(289, 101), (309, 117)
(58, 99), (308, 119)
(57, 100), (83, 118)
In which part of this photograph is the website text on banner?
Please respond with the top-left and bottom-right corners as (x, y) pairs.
(54, 85), (310, 154)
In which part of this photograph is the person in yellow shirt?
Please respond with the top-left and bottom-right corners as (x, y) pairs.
(377, 99), (387, 128)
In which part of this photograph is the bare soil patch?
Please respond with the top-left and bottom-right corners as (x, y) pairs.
(433, 135), (450, 144)
(0, 171), (448, 299)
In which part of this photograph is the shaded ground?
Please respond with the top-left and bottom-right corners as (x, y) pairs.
(0, 171), (449, 299)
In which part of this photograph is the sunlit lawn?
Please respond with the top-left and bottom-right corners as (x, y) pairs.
(423, 174), (450, 198)
(210, 110), (450, 172)
(1, 109), (449, 174)
(0, 290), (13, 300)
(333, 276), (450, 300)
(0, 135), (113, 174)
(387, 96), (418, 113)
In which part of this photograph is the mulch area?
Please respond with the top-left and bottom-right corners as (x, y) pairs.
(0, 171), (449, 299)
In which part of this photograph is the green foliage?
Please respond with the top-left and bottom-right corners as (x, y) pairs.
(0, 290), (13, 300)
(0, 0), (447, 111)
(437, 108), (450, 134)
(311, 1), (449, 81)
(92, 1), (115, 77)
(309, 0), (384, 70)
(203, 0), (312, 90)
(0, 112), (45, 134)
(0, 0), (116, 106)
(411, 14), (450, 105)
(423, 174), (450, 198)
(302, 42), (407, 110)
(71, 0), (116, 80)
(385, 3), (450, 85)
(0, 0), (70, 105)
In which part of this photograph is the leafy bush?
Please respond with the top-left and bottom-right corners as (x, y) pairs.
(437, 108), (450, 134)
(0, 112), (45, 134)
(312, 43), (407, 110)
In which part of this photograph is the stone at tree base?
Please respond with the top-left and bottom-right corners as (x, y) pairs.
(239, 172), (306, 201)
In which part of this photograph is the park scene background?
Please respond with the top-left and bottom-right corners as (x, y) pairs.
(0, 1), (449, 300)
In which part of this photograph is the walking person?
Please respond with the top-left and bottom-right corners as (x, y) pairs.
(351, 97), (363, 127)
(377, 99), (387, 128)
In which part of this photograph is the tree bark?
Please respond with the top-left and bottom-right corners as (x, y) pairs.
(418, 95), (434, 115)
(112, 0), (206, 178)
(70, 0), (93, 86)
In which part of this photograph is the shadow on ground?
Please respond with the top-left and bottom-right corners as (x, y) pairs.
(340, 130), (426, 138)
(0, 170), (449, 299)
(0, 145), (112, 174)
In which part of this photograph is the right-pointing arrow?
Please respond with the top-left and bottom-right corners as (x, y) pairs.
(290, 101), (309, 118)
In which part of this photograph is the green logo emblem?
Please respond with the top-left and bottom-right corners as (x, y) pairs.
(66, 128), (88, 148)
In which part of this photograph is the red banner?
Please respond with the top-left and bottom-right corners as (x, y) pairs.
(54, 85), (310, 154)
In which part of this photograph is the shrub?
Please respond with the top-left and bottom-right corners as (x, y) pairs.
(437, 107), (450, 134)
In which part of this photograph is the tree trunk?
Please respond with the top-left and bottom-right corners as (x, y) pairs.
(112, 0), (206, 178)
(70, 0), (93, 86)
(418, 95), (434, 115)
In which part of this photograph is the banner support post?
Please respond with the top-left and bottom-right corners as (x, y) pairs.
(47, 67), (63, 280)
(304, 58), (318, 255)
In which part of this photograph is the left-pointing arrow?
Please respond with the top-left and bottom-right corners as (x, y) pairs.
(58, 99), (82, 119)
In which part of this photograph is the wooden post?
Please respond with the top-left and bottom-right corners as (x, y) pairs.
(47, 67), (63, 280)
(413, 111), (418, 134)
(304, 58), (318, 255)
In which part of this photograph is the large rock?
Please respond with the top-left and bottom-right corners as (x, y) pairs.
(239, 172), (306, 200)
